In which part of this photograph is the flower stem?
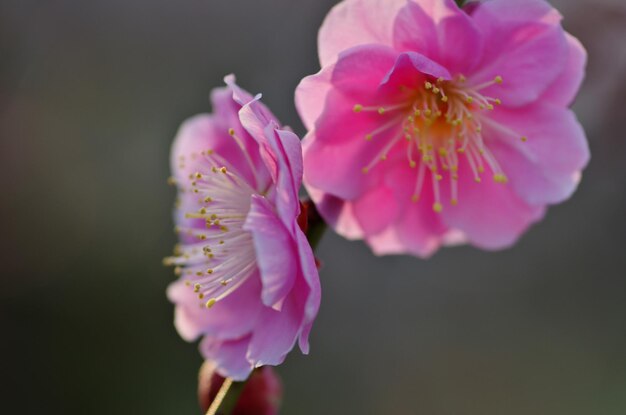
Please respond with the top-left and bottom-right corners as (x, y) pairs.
(304, 199), (327, 250)
(205, 378), (246, 415)
(455, 0), (465, 7)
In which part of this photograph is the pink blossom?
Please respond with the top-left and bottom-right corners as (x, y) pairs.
(296, 0), (589, 256)
(165, 75), (320, 380)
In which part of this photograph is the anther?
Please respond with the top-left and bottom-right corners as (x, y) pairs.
(228, 128), (235, 136)
(206, 298), (217, 309)
(494, 76), (503, 84)
(353, 104), (363, 113)
(433, 202), (443, 213)
(493, 174), (508, 184)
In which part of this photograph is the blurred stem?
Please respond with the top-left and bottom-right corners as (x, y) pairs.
(206, 378), (245, 415)
(213, 199), (327, 415)
(455, 0), (465, 7)
(304, 199), (327, 250)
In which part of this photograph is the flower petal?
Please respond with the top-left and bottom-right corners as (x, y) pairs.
(441, 158), (546, 250)
(484, 103), (589, 205)
(247, 294), (301, 367)
(470, 0), (568, 106)
(541, 34), (587, 106)
(200, 336), (254, 381)
(167, 277), (262, 341)
(393, 0), (483, 74)
(244, 195), (297, 309)
(318, 0), (407, 66)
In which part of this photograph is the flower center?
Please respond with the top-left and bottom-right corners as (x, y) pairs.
(355, 75), (527, 213)
(164, 132), (260, 309)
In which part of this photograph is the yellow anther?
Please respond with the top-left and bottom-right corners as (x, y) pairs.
(220, 167), (227, 173)
(204, 196), (213, 203)
(228, 128), (235, 136)
(493, 174), (508, 184)
(411, 194), (420, 203)
(521, 136), (528, 142)
(219, 240), (224, 245)
(474, 177), (482, 183)
(436, 77), (444, 84)
(458, 74), (467, 83)
(174, 267), (182, 276)
(414, 110), (421, 117)
(494, 98), (502, 105)
(438, 148), (448, 157)
(195, 172), (202, 179)
(409, 160), (417, 168)
(199, 234), (207, 240)
(425, 82), (433, 90)
(193, 283), (201, 293)
(494, 75), (503, 84)
(199, 208), (207, 214)
(457, 148), (465, 154)
(424, 109), (432, 117)
(380, 155), (387, 161)
(207, 269), (214, 274)
(377, 107), (385, 115)
(441, 96), (448, 102)
(436, 174), (443, 181)
(193, 189), (199, 194)
(184, 280), (191, 286)
(167, 176), (176, 185)
(198, 293), (204, 299)
(361, 167), (369, 174)
(365, 134), (373, 141)
(451, 198), (458, 206)
(206, 298), (217, 308)
(487, 104), (494, 110)
(220, 280), (228, 286)
(353, 104), (363, 113)
(211, 167), (218, 173)
(433, 202), (443, 213)
(432, 87), (440, 94)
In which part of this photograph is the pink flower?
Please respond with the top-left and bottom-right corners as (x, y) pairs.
(165, 75), (320, 381)
(296, 0), (589, 256)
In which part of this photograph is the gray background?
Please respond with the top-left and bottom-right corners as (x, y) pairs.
(1, 0), (625, 413)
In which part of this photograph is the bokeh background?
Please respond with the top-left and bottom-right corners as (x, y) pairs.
(1, 0), (625, 414)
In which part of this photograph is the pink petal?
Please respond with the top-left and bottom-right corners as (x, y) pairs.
(367, 162), (448, 257)
(353, 184), (399, 235)
(167, 277), (263, 342)
(470, 0), (568, 106)
(295, 65), (334, 131)
(440, 158), (546, 250)
(247, 293), (302, 367)
(305, 187), (365, 240)
(294, 228), (321, 354)
(244, 195), (297, 309)
(200, 336), (254, 381)
(393, 0), (483, 74)
(318, 0), (407, 66)
(541, 34), (587, 106)
(484, 103), (589, 205)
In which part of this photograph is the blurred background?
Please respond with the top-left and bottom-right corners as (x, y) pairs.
(1, 0), (625, 413)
